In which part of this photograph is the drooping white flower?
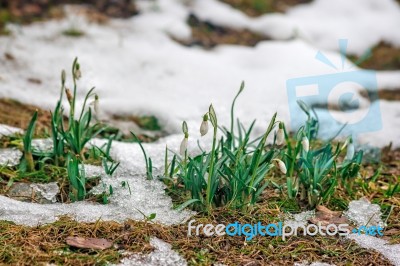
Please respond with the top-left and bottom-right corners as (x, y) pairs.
(200, 114), (209, 136)
(74, 63), (81, 80)
(90, 94), (100, 118)
(346, 141), (355, 160)
(273, 159), (287, 174)
(301, 136), (309, 153)
(276, 122), (284, 145)
(180, 134), (188, 156)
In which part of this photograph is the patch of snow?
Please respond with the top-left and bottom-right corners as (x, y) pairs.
(0, 124), (23, 137)
(32, 138), (54, 153)
(191, 0), (400, 55)
(284, 210), (315, 228)
(116, 237), (187, 266)
(348, 234), (400, 266)
(0, 138), (194, 226)
(0, 148), (22, 167)
(29, 182), (59, 203)
(344, 198), (384, 227)
(345, 199), (400, 265)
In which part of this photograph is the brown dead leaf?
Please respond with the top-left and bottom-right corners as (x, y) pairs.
(27, 78), (42, 84)
(66, 236), (113, 250)
(309, 205), (351, 229)
(4, 53), (15, 61)
(384, 228), (400, 236)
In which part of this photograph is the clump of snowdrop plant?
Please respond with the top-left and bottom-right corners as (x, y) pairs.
(278, 100), (364, 208)
(21, 58), (118, 202)
(142, 82), (280, 213)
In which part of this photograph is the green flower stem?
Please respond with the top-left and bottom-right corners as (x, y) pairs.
(207, 123), (218, 209)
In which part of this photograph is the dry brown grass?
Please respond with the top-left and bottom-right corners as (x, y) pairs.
(0, 203), (396, 266)
(174, 14), (269, 49)
(0, 98), (54, 136)
(353, 42), (400, 71)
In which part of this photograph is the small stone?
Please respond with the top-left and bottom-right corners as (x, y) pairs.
(7, 182), (59, 204)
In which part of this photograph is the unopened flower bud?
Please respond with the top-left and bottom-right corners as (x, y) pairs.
(65, 88), (73, 105)
(301, 136), (309, 153)
(273, 159), (287, 174)
(346, 139), (355, 160)
(61, 70), (66, 85)
(276, 122), (284, 145)
(200, 114), (209, 136)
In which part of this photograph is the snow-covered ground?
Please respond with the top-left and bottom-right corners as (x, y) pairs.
(0, 0), (399, 148)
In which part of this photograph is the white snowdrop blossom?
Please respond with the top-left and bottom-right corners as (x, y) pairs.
(200, 114), (209, 136)
(74, 69), (81, 80)
(90, 94), (100, 118)
(180, 134), (188, 156)
(74, 63), (81, 80)
(301, 136), (309, 153)
(346, 142), (355, 160)
(276, 122), (284, 145)
(274, 159), (287, 174)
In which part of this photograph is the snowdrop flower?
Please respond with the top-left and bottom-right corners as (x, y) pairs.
(273, 159), (287, 174)
(74, 63), (81, 80)
(346, 139), (355, 160)
(276, 122), (284, 145)
(90, 94), (100, 118)
(180, 133), (188, 156)
(200, 113), (209, 136)
(301, 136), (309, 153)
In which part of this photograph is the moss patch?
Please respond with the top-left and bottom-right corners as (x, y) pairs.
(62, 27), (85, 37)
(219, 0), (313, 17)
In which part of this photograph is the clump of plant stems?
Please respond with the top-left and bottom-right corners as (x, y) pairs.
(19, 58), (119, 202)
(137, 83), (365, 212)
(279, 100), (364, 208)
(141, 82), (281, 212)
